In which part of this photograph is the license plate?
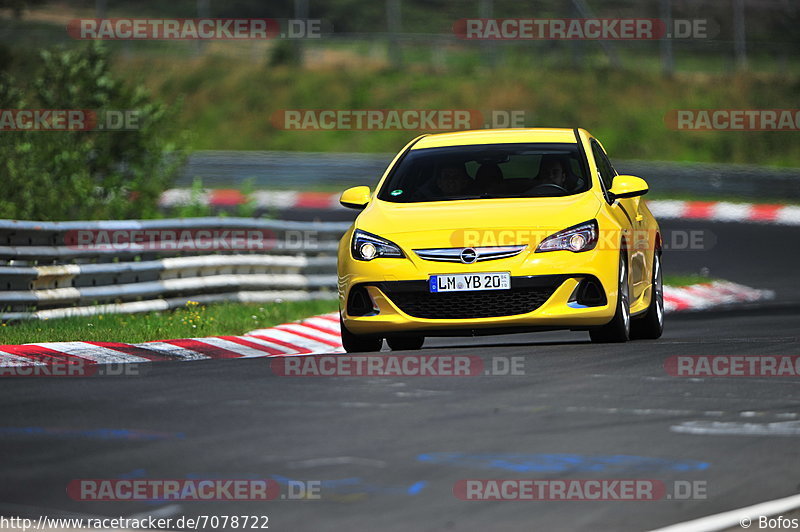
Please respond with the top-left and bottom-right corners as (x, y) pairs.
(429, 272), (510, 293)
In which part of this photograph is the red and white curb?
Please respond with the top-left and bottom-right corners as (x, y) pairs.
(159, 190), (800, 225)
(0, 282), (775, 367)
(159, 189), (342, 211)
(663, 280), (774, 313)
(0, 313), (343, 368)
(647, 200), (800, 225)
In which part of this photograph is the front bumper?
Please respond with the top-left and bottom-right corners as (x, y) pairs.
(339, 242), (622, 336)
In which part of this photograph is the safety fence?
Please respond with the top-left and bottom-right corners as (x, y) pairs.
(0, 218), (349, 321)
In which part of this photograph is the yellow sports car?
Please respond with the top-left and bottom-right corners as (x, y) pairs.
(337, 128), (663, 352)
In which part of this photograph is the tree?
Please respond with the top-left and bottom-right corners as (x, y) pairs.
(0, 43), (186, 221)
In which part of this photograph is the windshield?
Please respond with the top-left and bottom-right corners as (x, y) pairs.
(378, 143), (589, 203)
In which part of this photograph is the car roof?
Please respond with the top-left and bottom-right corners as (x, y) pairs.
(411, 128), (580, 150)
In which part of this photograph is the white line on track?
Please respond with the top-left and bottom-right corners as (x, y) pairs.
(671, 420), (800, 436)
(649, 492), (800, 531)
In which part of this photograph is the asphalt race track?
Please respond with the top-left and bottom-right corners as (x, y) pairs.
(1, 218), (799, 532)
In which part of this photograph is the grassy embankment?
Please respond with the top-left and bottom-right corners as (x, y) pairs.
(0, 299), (337, 345)
(113, 53), (800, 168)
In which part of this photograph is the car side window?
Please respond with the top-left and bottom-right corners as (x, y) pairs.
(600, 148), (618, 181)
(590, 141), (616, 193)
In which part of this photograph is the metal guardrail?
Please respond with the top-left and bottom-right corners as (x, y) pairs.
(178, 151), (800, 201)
(0, 218), (348, 321)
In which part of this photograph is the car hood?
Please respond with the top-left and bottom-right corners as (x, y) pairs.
(356, 193), (602, 249)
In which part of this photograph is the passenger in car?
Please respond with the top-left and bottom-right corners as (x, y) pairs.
(417, 163), (473, 199)
(474, 163), (505, 195)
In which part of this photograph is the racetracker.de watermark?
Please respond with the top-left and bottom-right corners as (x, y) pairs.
(665, 109), (800, 131)
(453, 479), (707, 500)
(449, 228), (714, 252)
(0, 362), (146, 378)
(453, 18), (711, 40)
(64, 229), (321, 252)
(270, 355), (525, 377)
(0, 109), (141, 131)
(67, 18), (325, 40)
(665, 356), (800, 377)
(67, 478), (321, 501)
(66, 479), (324, 501)
(271, 109), (527, 130)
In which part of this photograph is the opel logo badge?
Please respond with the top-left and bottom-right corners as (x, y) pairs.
(460, 248), (478, 264)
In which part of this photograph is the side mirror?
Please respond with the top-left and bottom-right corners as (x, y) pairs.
(608, 175), (649, 200)
(340, 186), (372, 210)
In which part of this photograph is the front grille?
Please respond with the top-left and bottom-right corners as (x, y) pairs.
(414, 245), (527, 263)
(374, 277), (564, 319)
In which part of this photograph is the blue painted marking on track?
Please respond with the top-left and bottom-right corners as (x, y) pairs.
(416, 453), (709, 472)
(407, 481), (427, 494)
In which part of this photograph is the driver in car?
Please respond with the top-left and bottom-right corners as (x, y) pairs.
(417, 163), (473, 200)
(536, 156), (568, 189)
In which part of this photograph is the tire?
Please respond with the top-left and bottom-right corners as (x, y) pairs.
(386, 335), (425, 351)
(630, 251), (664, 340)
(590, 254), (631, 343)
(340, 314), (382, 353)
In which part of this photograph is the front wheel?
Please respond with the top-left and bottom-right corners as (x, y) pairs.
(590, 254), (630, 343)
(340, 315), (383, 353)
(630, 251), (664, 340)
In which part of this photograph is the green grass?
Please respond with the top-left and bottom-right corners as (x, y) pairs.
(664, 274), (715, 287)
(107, 54), (800, 169)
(0, 299), (338, 345)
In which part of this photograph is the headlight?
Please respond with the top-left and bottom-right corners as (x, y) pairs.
(535, 220), (598, 253)
(351, 229), (405, 261)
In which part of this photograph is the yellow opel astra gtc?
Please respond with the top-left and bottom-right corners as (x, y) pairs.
(337, 128), (663, 352)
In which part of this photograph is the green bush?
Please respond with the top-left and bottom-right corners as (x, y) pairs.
(0, 42), (187, 221)
(267, 40), (302, 67)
